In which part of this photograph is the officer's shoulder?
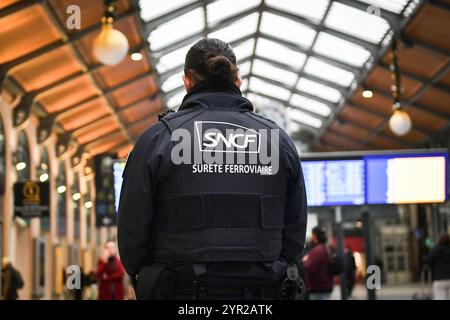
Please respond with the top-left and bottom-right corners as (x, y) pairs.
(159, 107), (198, 122)
(246, 111), (278, 128)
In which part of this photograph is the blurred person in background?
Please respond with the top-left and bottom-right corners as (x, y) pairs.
(344, 247), (356, 297)
(302, 227), (334, 300)
(428, 233), (450, 300)
(97, 240), (125, 300)
(1, 256), (24, 300)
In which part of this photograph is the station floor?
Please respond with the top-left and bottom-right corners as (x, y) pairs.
(330, 283), (427, 300)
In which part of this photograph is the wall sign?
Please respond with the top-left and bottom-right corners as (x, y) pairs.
(14, 181), (50, 218)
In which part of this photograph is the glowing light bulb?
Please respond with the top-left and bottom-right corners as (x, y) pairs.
(93, 23), (129, 65)
(57, 185), (67, 194)
(39, 173), (49, 182)
(389, 109), (412, 136)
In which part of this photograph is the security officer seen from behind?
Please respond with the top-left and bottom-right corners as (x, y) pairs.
(118, 38), (308, 300)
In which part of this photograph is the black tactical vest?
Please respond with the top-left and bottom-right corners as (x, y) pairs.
(150, 90), (290, 263)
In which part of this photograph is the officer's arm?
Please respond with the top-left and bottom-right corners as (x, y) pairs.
(117, 123), (168, 278)
(281, 139), (308, 264)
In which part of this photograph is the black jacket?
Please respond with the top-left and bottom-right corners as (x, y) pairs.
(428, 244), (450, 281)
(118, 81), (308, 278)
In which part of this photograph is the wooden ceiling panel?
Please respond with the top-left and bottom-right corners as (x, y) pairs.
(368, 135), (407, 150)
(109, 75), (157, 107)
(364, 67), (424, 100)
(128, 116), (158, 136)
(405, 106), (449, 132)
(416, 87), (450, 116)
(120, 97), (163, 123)
(404, 4), (450, 52)
(438, 69), (450, 88)
(382, 45), (449, 80)
(38, 74), (99, 113)
(76, 119), (120, 144)
(93, 51), (151, 89)
(58, 97), (111, 131)
(381, 126), (426, 145)
(87, 132), (127, 156)
(10, 45), (83, 92)
(49, 0), (130, 32)
(351, 89), (393, 116)
(313, 143), (340, 152)
(328, 121), (371, 141)
(0, 4), (62, 64)
(74, 15), (142, 66)
(117, 144), (133, 159)
(339, 106), (385, 129)
(0, 1), (19, 10)
(321, 132), (361, 150)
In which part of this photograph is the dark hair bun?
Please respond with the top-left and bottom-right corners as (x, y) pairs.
(207, 55), (234, 82)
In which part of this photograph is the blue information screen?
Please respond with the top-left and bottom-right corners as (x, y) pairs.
(365, 153), (448, 204)
(303, 159), (365, 206)
(302, 152), (448, 207)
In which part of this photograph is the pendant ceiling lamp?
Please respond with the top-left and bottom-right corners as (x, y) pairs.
(388, 41), (412, 136)
(93, 0), (129, 65)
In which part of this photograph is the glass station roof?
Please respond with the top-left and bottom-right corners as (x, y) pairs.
(139, 0), (417, 133)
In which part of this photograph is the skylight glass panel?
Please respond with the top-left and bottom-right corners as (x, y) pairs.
(325, 2), (390, 44)
(149, 8), (204, 51)
(161, 72), (184, 93)
(288, 107), (323, 128)
(313, 32), (371, 67)
(260, 12), (317, 49)
(297, 78), (341, 103)
(356, 0), (409, 14)
(207, 0), (260, 25)
(240, 79), (249, 92)
(252, 59), (298, 86)
(166, 90), (186, 110)
(232, 39), (255, 62)
(249, 77), (291, 101)
(139, 0), (195, 22)
(156, 41), (199, 73)
(256, 38), (307, 69)
(304, 57), (355, 86)
(238, 61), (251, 77)
(265, 0), (329, 22)
(290, 94), (332, 117)
(208, 13), (259, 44)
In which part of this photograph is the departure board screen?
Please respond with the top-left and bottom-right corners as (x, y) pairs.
(303, 159), (365, 206)
(365, 154), (448, 204)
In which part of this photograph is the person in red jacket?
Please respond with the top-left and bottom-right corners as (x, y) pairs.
(302, 227), (334, 300)
(97, 240), (125, 300)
